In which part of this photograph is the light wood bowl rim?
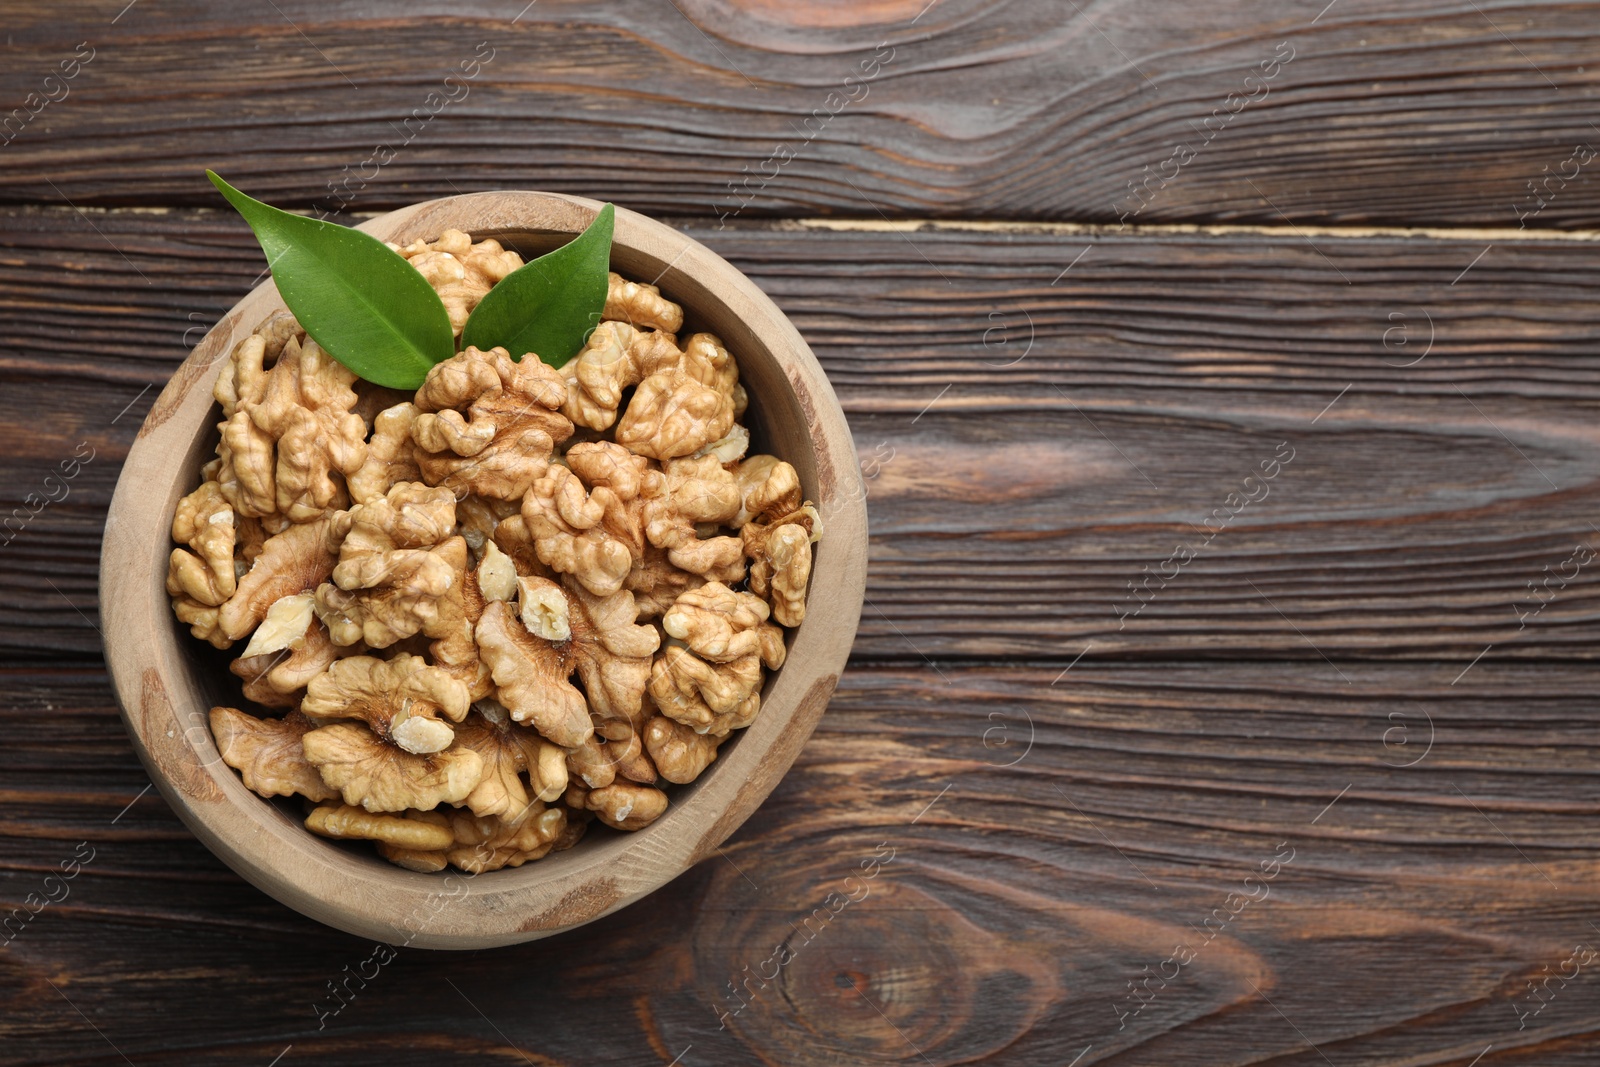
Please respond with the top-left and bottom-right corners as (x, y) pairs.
(100, 191), (866, 950)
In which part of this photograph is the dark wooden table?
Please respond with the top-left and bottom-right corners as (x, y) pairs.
(4, 2), (1600, 1063)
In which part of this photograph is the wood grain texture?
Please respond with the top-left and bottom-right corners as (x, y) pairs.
(4, 0), (1600, 1060)
(2, 1), (1600, 227)
(6, 208), (1600, 663)
(2, 662), (1597, 1065)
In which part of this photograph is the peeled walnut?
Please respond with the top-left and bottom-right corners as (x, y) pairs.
(474, 599), (590, 747)
(412, 346), (573, 500)
(642, 456), (745, 582)
(348, 402), (422, 504)
(377, 844), (449, 873)
(519, 462), (636, 597)
(300, 653), (470, 755)
(604, 271), (683, 334)
(576, 715), (654, 786)
(744, 505), (821, 628)
(560, 578), (661, 731)
(748, 523), (812, 627)
(243, 308), (303, 366)
(210, 707), (336, 802)
(301, 721), (484, 813)
(649, 455), (741, 531)
(616, 366), (735, 460)
(604, 725), (658, 785)
(564, 441), (655, 546)
(445, 806), (568, 873)
(644, 714), (722, 784)
(229, 601), (342, 708)
(564, 734), (616, 790)
(681, 334), (739, 396)
(170, 498), (332, 651)
(397, 229), (523, 335)
(213, 332), (367, 522)
(561, 322), (684, 431)
(563, 320), (742, 458)
(207, 516), (337, 647)
(477, 576), (659, 744)
(167, 480), (238, 607)
(372, 808), (455, 871)
(314, 484), (460, 648)
(649, 644), (763, 738)
(609, 331), (740, 460)
(662, 582), (785, 666)
(499, 575), (656, 735)
(173, 599), (227, 649)
(306, 804), (455, 851)
(452, 702), (566, 821)
(732, 455), (802, 527)
(586, 781), (668, 831)
(329, 482), (457, 586)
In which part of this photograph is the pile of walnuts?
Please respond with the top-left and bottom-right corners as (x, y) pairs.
(170, 230), (820, 874)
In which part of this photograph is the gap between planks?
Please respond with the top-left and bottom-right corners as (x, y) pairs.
(785, 217), (1600, 243)
(6, 203), (1600, 244)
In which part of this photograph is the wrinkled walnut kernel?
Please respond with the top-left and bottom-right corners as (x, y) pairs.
(167, 480), (238, 608)
(314, 483), (460, 648)
(587, 781), (668, 831)
(644, 714), (723, 784)
(398, 230), (523, 335)
(300, 653), (470, 755)
(301, 721), (484, 813)
(451, 706), (564, 822)
(412, 346), (572, 500)
(604, 271), (683, 334)
(445, 806), (567, 873)
(306, 803), (457, 851)
(662, 582), (783, 665)
(213, 332), (367, 522)
(648, 643), (763, 738)
(218, 516), (338, 645)
(210, 707), (336, 802)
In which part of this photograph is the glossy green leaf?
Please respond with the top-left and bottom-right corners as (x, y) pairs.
(206, 170), (455, 390)
(462, 203), (614, 369)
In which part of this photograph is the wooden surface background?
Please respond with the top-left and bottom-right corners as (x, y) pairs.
(3, 1), (1599, 1064)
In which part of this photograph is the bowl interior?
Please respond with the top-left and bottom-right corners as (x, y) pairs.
(106, 192), (865, 948)
(180, 225), (816, 879)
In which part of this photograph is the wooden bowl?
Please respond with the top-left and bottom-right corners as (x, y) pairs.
(101, 192), (866, 949)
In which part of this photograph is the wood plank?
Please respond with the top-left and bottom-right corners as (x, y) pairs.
(2, 1), (1600, 227)
(2, 662), (1597, 1064)
(5, 208), (1600, 662)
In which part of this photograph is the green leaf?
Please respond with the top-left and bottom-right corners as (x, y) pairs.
(206, 170), (455, 390)
(462, 203), (614, 369)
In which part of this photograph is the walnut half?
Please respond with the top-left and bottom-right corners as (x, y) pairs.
(300, 653), (470, 755)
